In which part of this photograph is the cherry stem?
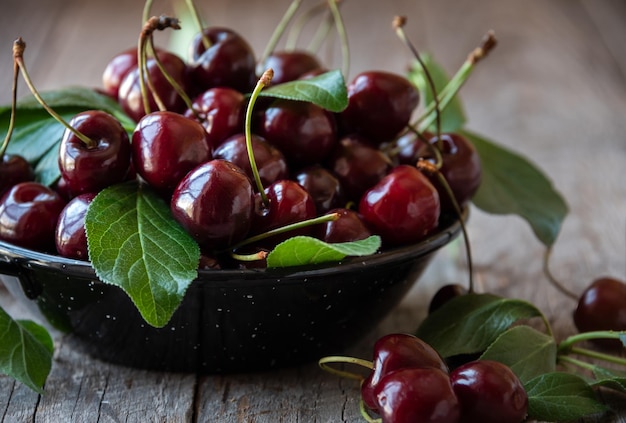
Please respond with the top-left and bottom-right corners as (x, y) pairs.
(229, 212), (340, 252)
(142, 0), (153, 26)
(360, 400), (382, 423)
(245, 69), (274, 207)
(306, 8), (334, 53)
(257, 0), (303, 75)
(569, 346), (626, 367)
(394, 16), (441, 149)
(285, 1), (327, 50)
(318, 355), (373, 380)
(559, 330), (626, 354)
(543, 247), (579, 301)
(230, 250), (268, 262)
(328, 0), (349, 78)
(12, 38), (96, 148)
(0, 46), (20, 157)
(185, 0), (211, 49)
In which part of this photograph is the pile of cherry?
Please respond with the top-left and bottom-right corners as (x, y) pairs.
(0, 22), (480, 267)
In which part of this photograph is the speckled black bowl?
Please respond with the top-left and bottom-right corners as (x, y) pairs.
(0, 214), (462, 373)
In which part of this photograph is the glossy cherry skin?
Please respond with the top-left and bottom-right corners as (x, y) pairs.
(0, 182), (66, 252)
(361, 333), (449, 411)
(118, 51), (188, 122)
(428, 284), (468, 314)
(58, 110), (131, 196)
(313, 208), (371, 244)
(0, 154), (34, 197)
(184, 87), (245, 150)
(359, 165), (440, 247)
(574, 277), (626, 348)
(257, 99), (337, 166)
(188, 27), (256, 95)
(294, 165), (345, 214)
(450, 360), (528, 423)
(339, 71), (419, 144)
(263, 50), (323, 85)
(101, 47), (138, 100)
(329, 135), (392, 202)
(132, 111), (212, 196)
(212, 133), (288, 187)
(55, 192), (96, 260)
(374, 367), (461, 423)
(171, 159), (254, 249)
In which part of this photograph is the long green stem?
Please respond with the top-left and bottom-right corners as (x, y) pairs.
(570, 346), (626, 367)
(285, 1), (327, 50)
(328, 0), (349, 78)
(306, 10), (334, 53)
(559, 330), (626, 352)
(543, 247), (579, 300)
(257, 0), (303, 74)
(318, 355), (373, 380)
(185, 0), (211, 49)
(0, 53), (19, 157)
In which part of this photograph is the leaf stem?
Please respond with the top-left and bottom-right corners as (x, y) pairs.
(318, 355), (373, 380)
(543, 247), (579, 301)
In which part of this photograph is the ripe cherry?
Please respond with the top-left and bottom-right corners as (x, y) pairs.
(294, 165), (345, 214)
(55, 192), (96, 260)
(0, 182), (66, 252)
(101, 47), (139, 100)
(171, 159), (254, 249)
(0, 154), (34, 197)
(263, 50), (323, 85)
(450, 360), (528, 423)
(359, 165), (440, 247)
(314, 208), (371, 244)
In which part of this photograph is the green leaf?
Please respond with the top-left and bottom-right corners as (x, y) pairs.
(591, 366), (626, 393)
(480, 325), (557, 383)
(0, 307), (53, 393)
(85, 181), (200, 327)
(525, 372), (607, 421)
(416, 293), (546, 358)
(259, 70), (348, 112)
(464, 130), (569, 247)
(266, 235), (381, 268)
(407, 55), (466, 132)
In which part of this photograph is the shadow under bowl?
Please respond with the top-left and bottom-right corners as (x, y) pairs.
(0, 214), (462, 373)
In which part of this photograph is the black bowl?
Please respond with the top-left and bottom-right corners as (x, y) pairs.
(0, 214), (462, 373)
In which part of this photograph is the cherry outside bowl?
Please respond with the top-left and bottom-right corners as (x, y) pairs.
(0, 213), (462, 373)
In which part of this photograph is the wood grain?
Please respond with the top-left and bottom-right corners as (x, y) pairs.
(1, 0), (626, 422)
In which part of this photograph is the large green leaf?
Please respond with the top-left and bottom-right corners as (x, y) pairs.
(465, 130), (568, 247)
(85, 181), (200, 327)
(0, 307), (53, 393)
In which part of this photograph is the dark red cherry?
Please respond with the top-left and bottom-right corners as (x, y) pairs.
(361, 333), (448, 411)
(55, 192), (96, 260)
(58, 110), (131, 196)
(294, 165), (345, 214)
(118, 50), (188, 122)
(132, 111), (212, 196)
(171, 159), (254, 249)
(257, 99), (337, 166)
(373, 367), (461, 423)
(329, 135), (392, 202)
(340, 71), (419, 144)
(0, 153), (34, 197)
(573, 277), (626, 349)
(450, 360), (528, 423)
(102, 47), (138, 100)
(359, 165), (440, 247)
(428, 284), (468, 314)
(263, 50), (322, 85)
(212, 134), (288, 187)
(184, 87), (245, 150)
(0, 182), (66, 252)
(314, 208), (371, 244)
(188, 27), (256, 95)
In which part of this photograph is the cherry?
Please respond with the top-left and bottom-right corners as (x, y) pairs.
(263, 50), (323, 85)
(58, 110), (132, 196)
(0, 182), (66, 252)
(256, 99), (337, 166)
(132, 111), (212, 196)
(329, 135), (392, 203)
(428, 284), (468, 314)
(339, 71), (419, 144)
(171, 159), (254, 249)
(55, 192), (96, 260)
(188, 27), (257, 95)
(450, 360), (528, 423)
(361, 333), (449, 411)
(118, 50), (189, 122)
(314, 208), (371, 244)
(184, 87), (245, 150)
(373, 367), (460, 423)
(359, 165), (440, 247)
(0, 154), (34, 198)
(101, 47), (139, 100)
(294, 165), (345, 214)
(573, 277), (626, 349)
(212, 133), (288, 187)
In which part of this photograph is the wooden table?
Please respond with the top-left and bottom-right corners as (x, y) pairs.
(1, 0), (625, 421)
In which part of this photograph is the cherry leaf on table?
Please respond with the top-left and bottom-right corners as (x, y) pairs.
(525, 372), (608, 421)
(464, 130), (569, 247)
(85, 181), (200, 328)
(480, 325), (557, 383)
(259, 70), (348, 112)
(266, 235), (381, 268)
(0, 306), (53, 393)
(415, 293), (547, 358)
